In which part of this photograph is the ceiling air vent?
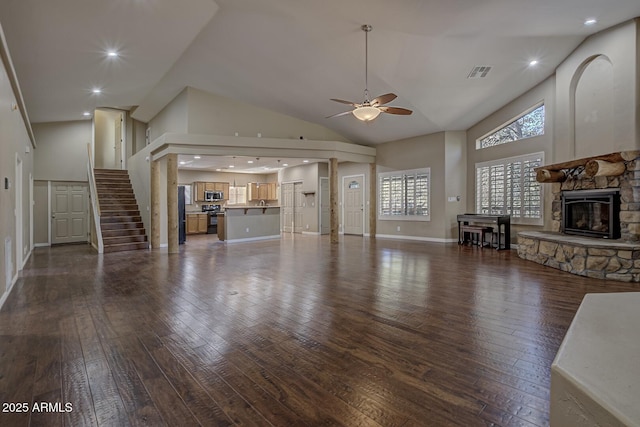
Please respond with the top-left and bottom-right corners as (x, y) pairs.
(467, 66), (492, 79)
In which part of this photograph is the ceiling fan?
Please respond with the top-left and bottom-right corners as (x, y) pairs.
(328, 24), (412, 122)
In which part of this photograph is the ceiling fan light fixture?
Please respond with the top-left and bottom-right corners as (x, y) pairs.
(353, 106), (381, 121)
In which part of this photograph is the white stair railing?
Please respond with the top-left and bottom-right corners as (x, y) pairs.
(87, 143), (104, 253)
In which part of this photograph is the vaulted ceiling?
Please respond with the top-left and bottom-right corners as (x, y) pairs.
(1, 0), (639, 145)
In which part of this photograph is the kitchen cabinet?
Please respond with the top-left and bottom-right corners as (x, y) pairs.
(193, 182), (208, 202)
(218, 182), (230, 199)
(186, 213), (208, 234)
(247, 182), (277, 201)
(193, 182), (231, 201)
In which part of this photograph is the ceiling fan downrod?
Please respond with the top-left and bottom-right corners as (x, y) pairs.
(362, 24), (372, 103)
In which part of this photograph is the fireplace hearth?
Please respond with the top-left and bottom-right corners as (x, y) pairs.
(562, 189), (620, 239)
(518, 151), (640, 282)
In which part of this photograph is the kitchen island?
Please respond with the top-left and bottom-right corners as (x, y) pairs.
(219, 206), (280, 242)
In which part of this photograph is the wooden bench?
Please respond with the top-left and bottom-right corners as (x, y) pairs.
(460, 225), (493, 247)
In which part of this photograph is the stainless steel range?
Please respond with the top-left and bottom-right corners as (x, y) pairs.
(201, 204), (222, 234)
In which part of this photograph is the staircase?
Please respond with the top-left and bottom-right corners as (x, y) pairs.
(94, 169), (149, 253)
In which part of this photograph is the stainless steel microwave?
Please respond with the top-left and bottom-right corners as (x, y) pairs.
(204, 191), (223, 201)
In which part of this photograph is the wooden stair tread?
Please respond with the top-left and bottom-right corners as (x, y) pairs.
(92, 168), (148, 253)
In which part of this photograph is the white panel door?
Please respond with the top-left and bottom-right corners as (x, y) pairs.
(282, 183), (294, 233)
(343, 176), (363, 235)
(52, 183), (88, 244)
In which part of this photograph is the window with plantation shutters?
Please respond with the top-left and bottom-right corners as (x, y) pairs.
(227, 186), (246, 205)
(475, 153), (543, 225)
(378, 168), (430, 221)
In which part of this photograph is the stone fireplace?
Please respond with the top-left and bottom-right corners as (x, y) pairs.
(518, 152), (640, 282)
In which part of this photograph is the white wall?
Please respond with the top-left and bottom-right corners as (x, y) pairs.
(574, 55), (615, 157)
(132, 118), (148, 154)
(185, 87), (351, 142)
(444, 131), (468, 239)
(0, 33), (34, 305)
(148, 87), (188, 142)
(555, 19), (640, 161)
(33, 181), (48, 245)
(32, 120), (92, 181)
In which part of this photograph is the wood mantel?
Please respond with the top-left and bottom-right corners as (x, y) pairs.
(535, 150), (639, 183)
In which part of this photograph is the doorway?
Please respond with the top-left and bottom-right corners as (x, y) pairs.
(282, 182), (304, 233)
(342, 174), (364, 235)
(94, 109), (126, 169)
(51, 182), (89, 245)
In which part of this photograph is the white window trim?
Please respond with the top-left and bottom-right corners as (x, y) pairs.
(475, 152), (544, 226)
(378, 167), (431, 222)
(227, 185), (246, 205)
(476, 101), (545, 150)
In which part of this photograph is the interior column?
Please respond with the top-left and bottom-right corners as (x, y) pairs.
(167, 154), (178, 253)
(150, 158), (160, 248)
(329, 157), (339, 244)
(369, 162), (376, 238)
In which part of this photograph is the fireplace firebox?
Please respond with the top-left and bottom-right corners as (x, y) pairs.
(562, 189), (620, 239)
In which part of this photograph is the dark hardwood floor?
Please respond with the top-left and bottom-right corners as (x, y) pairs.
(1, 234), (638, 426)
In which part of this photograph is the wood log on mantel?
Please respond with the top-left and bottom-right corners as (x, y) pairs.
(534, 150), (640, 173)
(584, 160), (626, 178)
(536, 169), (566, 183)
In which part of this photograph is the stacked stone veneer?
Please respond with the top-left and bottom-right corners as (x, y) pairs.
(518, 232), (640, 282)
(517, 155), (640, 282)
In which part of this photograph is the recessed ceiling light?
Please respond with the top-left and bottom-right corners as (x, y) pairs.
(229, 165), (235, 168)
(303, 160), (309, 163)
(584, 18), (597, 26)
(83, 112), (91, 116)
(194, 155), (201, 159)
(179, 161), (186, 165)
(283, 163), (289, 167)
(92, 88), (102, 94)
(107, 51), (119, 57)
(529, 60), (539, 67)
(247, 160), (254, 164)
(216, 168), (221, 171)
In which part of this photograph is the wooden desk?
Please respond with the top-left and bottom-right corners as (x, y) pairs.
(457, 214), (511, 250)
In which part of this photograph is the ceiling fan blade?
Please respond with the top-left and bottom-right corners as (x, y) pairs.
(330, 98), (357, 106)
(379, 106), (413, 115)
(371, 93), (397, 106)
(326, 110), (353, 119)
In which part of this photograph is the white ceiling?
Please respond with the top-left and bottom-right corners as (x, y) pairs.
(178, 154), (324, 174)
(1, 0), (640, 145)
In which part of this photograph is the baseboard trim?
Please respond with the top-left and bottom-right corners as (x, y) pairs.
(375, 234), (458, 243)
(0, 273), (18, 311)
(224, 235), (281, 244)
(302, 231), (321, 236)
(34, 243), (50, 248)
